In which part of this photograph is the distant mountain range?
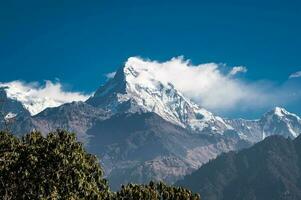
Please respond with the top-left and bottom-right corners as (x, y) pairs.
(1, 57), (301, 189)
(176, 135), (301, 200)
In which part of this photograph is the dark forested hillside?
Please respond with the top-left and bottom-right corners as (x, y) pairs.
(177, 135), (301, 200)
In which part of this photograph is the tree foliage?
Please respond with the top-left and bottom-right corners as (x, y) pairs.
(0, 130), (200, 200)
(0, 130), (111, 199)
(114, 181), (200, 200)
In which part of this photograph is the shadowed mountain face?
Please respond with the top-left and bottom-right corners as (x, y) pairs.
(1, 59), (301, 190)
(177, 135), (301, 200)
(86, 112), (249, 190)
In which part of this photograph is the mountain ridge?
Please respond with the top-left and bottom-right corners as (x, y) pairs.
(176, 134), (301, 200)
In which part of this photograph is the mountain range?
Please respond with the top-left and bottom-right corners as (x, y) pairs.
(1, 57), (301, 189)
(177, 135), (301, 200)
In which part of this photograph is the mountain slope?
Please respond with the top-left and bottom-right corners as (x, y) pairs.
(86, 112), (249, 190)
(32, 101), (109, 143)
(177, 135), (301, 200)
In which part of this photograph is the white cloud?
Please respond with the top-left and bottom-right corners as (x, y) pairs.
(126, 57), (300, 113)
(228, 66), (247, 76)
(0, 80), (91, 115)
(289, 71), (301, 79)
(105, 72), (116, 79)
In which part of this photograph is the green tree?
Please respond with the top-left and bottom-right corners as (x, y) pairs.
(0, 130), (111, 200)
(114, 181), (201, 200)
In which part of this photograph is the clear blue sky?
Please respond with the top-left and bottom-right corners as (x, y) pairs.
(0, 0), (300, 117)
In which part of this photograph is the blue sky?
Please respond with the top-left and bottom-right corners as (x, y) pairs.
(0, 0), (300, 118)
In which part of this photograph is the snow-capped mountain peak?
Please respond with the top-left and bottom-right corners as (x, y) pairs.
(88, 57), (230, 133)
(262, 107), (301, 124)
(225, 107), (301, 143)
(0, 81), (90, 116)
(0, 83), (65, 115)
(261, 107), (301, 138)
(273, 107), (287, 117)
(269, 107), (300, 119)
